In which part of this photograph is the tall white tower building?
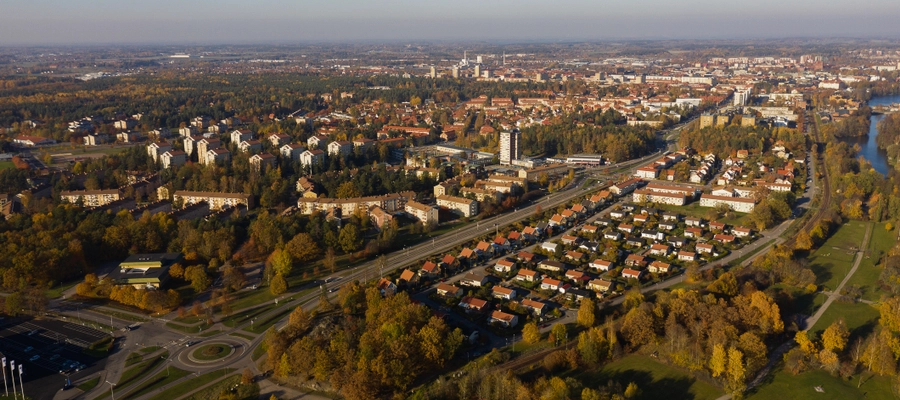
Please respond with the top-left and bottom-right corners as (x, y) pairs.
(499, 129), (522, 165)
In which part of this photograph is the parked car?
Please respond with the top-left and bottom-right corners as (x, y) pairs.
(29, 355), (40, 361)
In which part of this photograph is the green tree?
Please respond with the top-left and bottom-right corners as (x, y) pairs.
(550, 323), (568, 344)
(270, 273), (288, 296)
(338, 224), (362, 253)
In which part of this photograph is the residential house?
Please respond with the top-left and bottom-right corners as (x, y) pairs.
(492, 286), (516, 300)
(489, 310), (519, 328)
(622, 268), (645, 280)
(521, 299), (547, 317)
(538, 260), (565, 272)
(588, 279), (613, 292)
(565, 251), (586, 262)
(327, 140), (353, 157)
(459, 296), (489, 312)
(516, 269), (541, 282)
(436, 283), (462, 297)
(420, 261), (441, 278)
(649, 244), (671, 256)
(677, 251), (697, 262)
(541, 278), (562, 291)
(589, 259), (613, 271)
(625, 254), (648, 267)
(460, 272), (488, 287)
(697, 243), (715, 254)
(495, 258), (516, 273)
(648, 261), (672, 273)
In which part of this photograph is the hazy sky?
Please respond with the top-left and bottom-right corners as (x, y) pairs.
(2, 0), (899, 45)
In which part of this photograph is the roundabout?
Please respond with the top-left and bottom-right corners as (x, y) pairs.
(179, 338), (246, 366)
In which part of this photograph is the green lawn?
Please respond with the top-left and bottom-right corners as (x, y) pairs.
(183, 375), (259, 400)
(810, 301), (880, 342)
(243, 306), (292, 334)
(749, 367), (894, 400)
(139, 346), (161, 354)
(125, 352), (143, 367)
(146, 369), (236, 400)
(77, 376), (101, 392)
(166, 320), (213, 334)
(807, 221), (868, 291)
(576, 355), (723, 400)
(120, 367), (191, 399)
(844, 223), (896, 301)
(229, 332), (256, 340)
(192, 344), (232, 361)
(221, 303), (277, 328)
(0, 161), (14, 171)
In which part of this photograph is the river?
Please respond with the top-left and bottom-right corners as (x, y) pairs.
(838, 94), (900, 176)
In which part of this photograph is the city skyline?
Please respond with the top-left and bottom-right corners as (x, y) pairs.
(1, 0), (900, 45)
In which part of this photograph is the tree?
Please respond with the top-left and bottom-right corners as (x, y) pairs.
(710, 343), (727, 378)
(523, 322), (541, 344)
(269, 249), (293, 277)
(288, 305), (310, 331)
(623, 288), (644, 310)
(550, 323), (567, 344)
(323, 247), (337, 274)
(335, 181), (361, 199)
(822, 319), (850, 352)
(338, 224), (362, 253)
(577, 298), (596, 328)
(241, 368), (254, 384)
(188, 266), (210, 293)
(707, 272), (739, 297)
(270, 273), (287, 296)
(285, 233), (320, 263)
(726, 347), (746, 394)
(795, 330), (817, 355)
(624, 382), (641, 399)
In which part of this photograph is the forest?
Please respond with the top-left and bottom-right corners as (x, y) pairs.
(875, 111), (900, 169)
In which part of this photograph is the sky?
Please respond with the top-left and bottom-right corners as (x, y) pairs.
(1, 0), (899, 45)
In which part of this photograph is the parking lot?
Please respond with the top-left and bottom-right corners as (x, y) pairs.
(0, 317), (109, 397)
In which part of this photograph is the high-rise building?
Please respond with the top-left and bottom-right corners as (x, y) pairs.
(499, 129), (522, 165)
(430, 66), (436, 79)
(452, 67), (459, 79)
(474, 65), (481, 78)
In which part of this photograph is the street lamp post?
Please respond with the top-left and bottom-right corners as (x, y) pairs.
(2, 357), (8, 397)
(9, 360), (16, 400)
(106, 381), (116, 400)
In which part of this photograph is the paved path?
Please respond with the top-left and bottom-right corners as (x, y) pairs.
(804, 222), (873, 330)
(716, 222), (875, 400)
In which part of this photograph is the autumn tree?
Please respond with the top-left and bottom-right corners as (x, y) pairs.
(709, 343), (727, 378)
(726, 347), (746, 395)
(577, 298), (597, 328)
(270, 273), (287, 296)
(523, 322), (541, 344)
(550, 323), (568, 344)
(269, 249), (293, 277)
(285, 233), (320, 263)
(822, 319), (850, 352)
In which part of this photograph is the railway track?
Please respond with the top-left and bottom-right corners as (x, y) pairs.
(785, 110), (832, 247)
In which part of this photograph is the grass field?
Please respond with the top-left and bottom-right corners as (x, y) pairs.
(0, 161), (14, 171)
(574, 355), (723, 400)
(843, 223), (896, 301)
(807, 221), (868, 291)
(809, 301), (880, 342)
(120, 367), (191, 399)
(183, 375), (259, 400)
(229, 332), (256, 340)
(146, 369), (236, 400)
(77, 376), (101, 392)
(749, 367), (894, 400)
